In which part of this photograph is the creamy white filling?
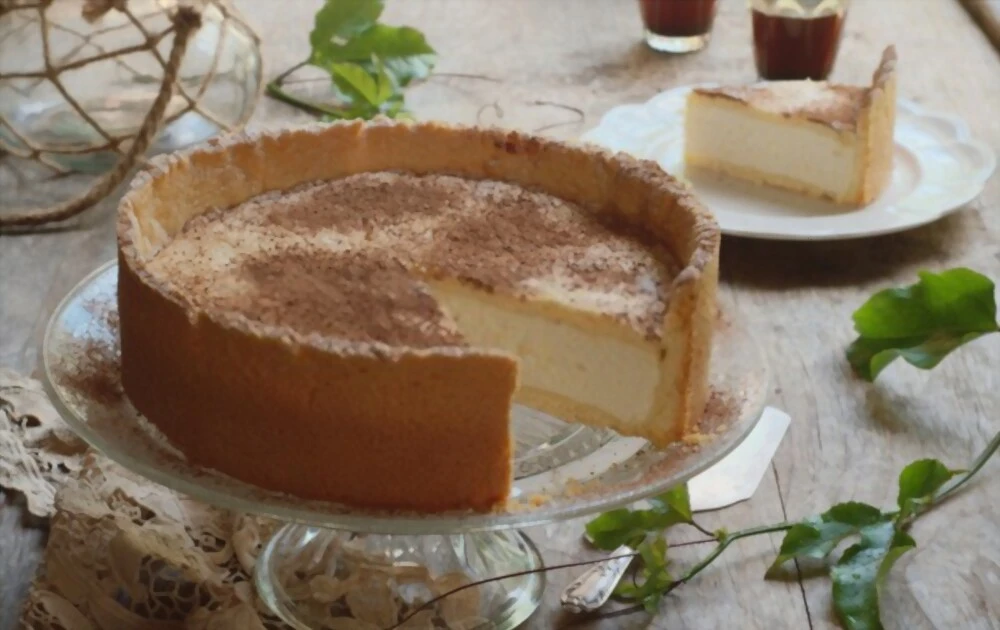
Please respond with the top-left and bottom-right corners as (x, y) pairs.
(147, 174), (674, 431)
(152, 231), (668, 429)
(686, 103), (860, 197)
(429, 282), (660, 426)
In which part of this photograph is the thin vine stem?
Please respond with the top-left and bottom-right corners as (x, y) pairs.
(603, 522), (794, 618)
(265, 60), (509, 121)
(934, 429), (1000, 504)
(604, 431), (1000, 619)
(387, 552), (638, 630)
(273, 59), (309, 83)
(670, 537), (719, 548)
(890, 429), (1000, 530)
(430, 71), (501, 82)
(689, 519), (717, 539)
(670, 523), (793, 590)
(388, 535), (722, 629)
(265, 59), (354, 119)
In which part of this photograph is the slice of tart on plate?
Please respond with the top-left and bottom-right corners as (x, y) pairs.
(684, 45), (897, 206)
(116, 119), (721, 514)
(581, 46), (994, 241)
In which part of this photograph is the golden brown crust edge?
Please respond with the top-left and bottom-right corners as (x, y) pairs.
(116, 119), (721, 510)
(118, 252), (519, 512)
(854, 45), (898, 205)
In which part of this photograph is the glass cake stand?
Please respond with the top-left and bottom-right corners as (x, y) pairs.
(41, 261), (770, 630)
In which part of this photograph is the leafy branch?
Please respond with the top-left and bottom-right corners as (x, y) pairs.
(572, 267), (1000, 630)
(267, 0), (435, 121)
(847, 268), (999, 381)
(389, 417), (998, 630)
(580, 430), (1000, 630)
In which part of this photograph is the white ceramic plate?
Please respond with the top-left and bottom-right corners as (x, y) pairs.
(579, 84), (997, 241)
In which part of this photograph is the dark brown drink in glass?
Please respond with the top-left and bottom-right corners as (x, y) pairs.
(752, 10), (846, 80)
(639, 0), (718, 53)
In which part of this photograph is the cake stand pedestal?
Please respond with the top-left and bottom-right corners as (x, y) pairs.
(256, 527), (543, 629)
(41, 261), (770, 630)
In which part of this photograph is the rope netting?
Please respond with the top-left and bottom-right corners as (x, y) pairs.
(0, 0), (261, 229)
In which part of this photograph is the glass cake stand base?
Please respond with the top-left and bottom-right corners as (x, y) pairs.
(256, 525), (543, 629)
(41, 261), (771, 630)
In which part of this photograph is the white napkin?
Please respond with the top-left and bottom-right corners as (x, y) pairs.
(688, 406), (791, 512)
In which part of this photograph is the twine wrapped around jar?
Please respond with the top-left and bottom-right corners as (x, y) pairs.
(0, 0), (263, 229)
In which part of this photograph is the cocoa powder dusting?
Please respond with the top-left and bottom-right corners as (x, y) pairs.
(59, 300), (124, 405)
(423, 185), (580, 287)
(266, 174), (457, 234)
(691, 389), (741, 440)
(696, 82), (866, 129)
(149, 172), (680, 346)
(239, 248), (464, 347)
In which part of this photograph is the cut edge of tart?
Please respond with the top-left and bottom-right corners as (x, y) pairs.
(116, 119), (721, 513)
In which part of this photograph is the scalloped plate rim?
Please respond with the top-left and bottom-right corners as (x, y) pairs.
(579, 83), (997, 241)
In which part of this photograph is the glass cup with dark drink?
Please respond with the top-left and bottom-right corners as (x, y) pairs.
(639, 0), (718, 53)
(750, 0), (849, 80)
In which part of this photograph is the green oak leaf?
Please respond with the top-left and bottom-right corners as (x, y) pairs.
(613, 582), (640, 599)
(309, 0), (384, 54)
(639, 565), (672, 614)
(331, 62), (384, 107)
(831, 522), (916, 630)
(896, 459), (961, 520)
(374, 59), (395, 104)
(767, 522), (854, 573)
(847, 268), (999, 381)
(327, 59), (402, 119)
(615, 535), (672, 613)
(825, 502), (885, 527)
(585, 508), (640, 549)
(638, 534), (669, 571)
(316, 24), (435, 87)
(381, 93), (408, 118)
(585, 485), (693, 550)
(766, 502), (886, 577)
(647, 485), (693, 523)
(585, 507), (688, 550)
(302, 0), (433, 121)
(848, 332), (990, 382)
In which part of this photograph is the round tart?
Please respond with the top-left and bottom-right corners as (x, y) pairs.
(116, 120), (720, 513)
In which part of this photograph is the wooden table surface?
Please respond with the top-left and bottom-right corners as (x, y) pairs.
(961, 0), (1000, 49)
(3, 1), (1000, 628)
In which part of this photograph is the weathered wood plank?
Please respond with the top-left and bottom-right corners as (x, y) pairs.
(959, 0), (1000, 52)
(2, 1), (998, 628)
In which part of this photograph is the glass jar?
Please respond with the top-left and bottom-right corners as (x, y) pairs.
(0, 0), (262, 173)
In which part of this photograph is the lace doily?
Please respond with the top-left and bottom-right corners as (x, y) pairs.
(0, 368), (88, 517)
(2, 369), (482, 629)
(2, 368), (279, 628)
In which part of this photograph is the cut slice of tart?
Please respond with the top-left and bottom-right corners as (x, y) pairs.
(116, 119), (720, 513)
(684, 45), (897, 205)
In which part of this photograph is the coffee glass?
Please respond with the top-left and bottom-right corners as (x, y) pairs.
(750, 0), (850, 80)
(639, 0), (719, 54)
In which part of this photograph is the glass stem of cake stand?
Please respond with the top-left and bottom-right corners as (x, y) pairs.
(255, 523), (545, 629)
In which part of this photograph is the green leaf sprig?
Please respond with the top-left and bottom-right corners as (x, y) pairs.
(267, 0), (436, 121)
(584, 432), (999, 630)
(574, 268), (1000, 630)
(847, 268), (999, 381)
(585, 486), (711, 612)
(392, 428), (997, 630)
